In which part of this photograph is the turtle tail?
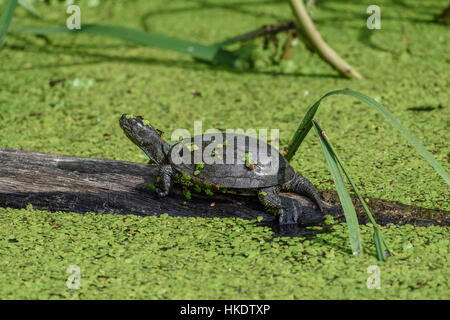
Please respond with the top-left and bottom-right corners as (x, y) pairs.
(282, 174), (324, 212)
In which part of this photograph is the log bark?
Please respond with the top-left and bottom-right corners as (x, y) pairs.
(0, 148), (336, 226)
(2, 149), (446, 228)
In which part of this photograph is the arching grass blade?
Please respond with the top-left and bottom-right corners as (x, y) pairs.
(12, 24), (243, 67)
(312, 120), (363, 257)
(313, 120), (392, 260)
(286, 89), (449, 186)
(0, 0), (18, 48)
(18, 0), (39, 17)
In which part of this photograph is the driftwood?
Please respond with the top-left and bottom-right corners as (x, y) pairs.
(2, 149), (446, 229)
(0, 148), (337, 226)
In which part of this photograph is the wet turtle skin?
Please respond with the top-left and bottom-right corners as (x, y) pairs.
(120, 114), (324, 224)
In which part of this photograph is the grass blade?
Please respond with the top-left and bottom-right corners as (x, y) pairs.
(313, 120), (392, 260)
(372, 228), (385, 261)
(312, 120), (363, 256)
(0, 0), (18, 48)
(286, 89), (449, 186)
(18, 0), (39, 17)
(12, 24), (244, 67)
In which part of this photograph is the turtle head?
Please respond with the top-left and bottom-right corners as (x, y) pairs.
(119, 114), (170, 164)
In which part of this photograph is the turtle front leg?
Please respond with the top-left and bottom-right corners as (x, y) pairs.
(155, 165), (174, 197)
(258, 187), (297, 225)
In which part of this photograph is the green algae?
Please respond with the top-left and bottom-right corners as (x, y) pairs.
(0, 0), (447, 210)
(0, 0), (449, 299)
(243, 151), (257, 169)
(0, 207), (448, 299)
(194, 161), (204, 175)
(184, 190), (191, 200)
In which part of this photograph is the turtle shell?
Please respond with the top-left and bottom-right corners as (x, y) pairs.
(169, 133), (295, 189)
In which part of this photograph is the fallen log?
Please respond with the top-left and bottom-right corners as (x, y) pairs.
(0, 148), (336, 226)
(1, 149), (447, 228)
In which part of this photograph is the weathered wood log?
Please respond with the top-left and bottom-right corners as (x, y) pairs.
(1, 149), (447, 228)
(0, 148), (336, 226)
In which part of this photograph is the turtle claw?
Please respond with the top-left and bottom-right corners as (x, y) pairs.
(155, 187), (169, 197)
(316, 200), (324, 213)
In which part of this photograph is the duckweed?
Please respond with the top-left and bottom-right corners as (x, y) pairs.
(0, 207), (448, 299)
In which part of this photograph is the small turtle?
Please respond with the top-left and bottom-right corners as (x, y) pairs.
(120, 114), (324, 224)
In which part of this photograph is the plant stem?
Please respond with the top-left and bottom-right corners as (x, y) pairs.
(288, 0), (364, 79)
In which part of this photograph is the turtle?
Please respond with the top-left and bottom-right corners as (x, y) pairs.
(119, 114), (325, 224)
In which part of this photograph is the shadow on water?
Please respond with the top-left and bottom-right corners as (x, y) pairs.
(2, 34), (340, 79)
(407, 105), (444, 112)
(140, 0), (284, 31)
(256, 220), (352, 254)
(257, 188), (449, 241)
(259, 220), (331, 238)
